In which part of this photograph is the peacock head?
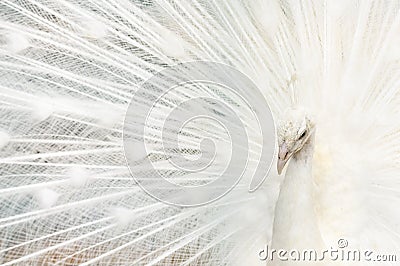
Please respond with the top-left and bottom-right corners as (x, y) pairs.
(277, 108), (315, 174)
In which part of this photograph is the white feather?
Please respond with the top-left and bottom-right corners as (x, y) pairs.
(67, 166), (91, 188)
(0, 0), (400, 265)
(5, 32), (30, 53)
(0, 131), (10, 149)
(35, 188), (60, 209)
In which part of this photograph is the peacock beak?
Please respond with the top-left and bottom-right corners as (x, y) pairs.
(277, 142), (291, 175)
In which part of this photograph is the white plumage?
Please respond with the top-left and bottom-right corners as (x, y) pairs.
(0, 0), (400, 265)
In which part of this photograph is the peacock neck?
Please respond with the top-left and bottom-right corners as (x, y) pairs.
(271, 133), (325, 259)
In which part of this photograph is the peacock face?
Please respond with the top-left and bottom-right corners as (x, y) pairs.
(277, 109), (315, 174)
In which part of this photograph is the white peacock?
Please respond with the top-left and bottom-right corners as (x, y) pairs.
(0, 0), (399, 265)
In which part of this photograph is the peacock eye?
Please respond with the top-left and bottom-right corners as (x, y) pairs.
(299, 130), (307, 140)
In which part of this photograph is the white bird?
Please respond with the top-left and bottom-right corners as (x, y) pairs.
(0, 0), (400, 265)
